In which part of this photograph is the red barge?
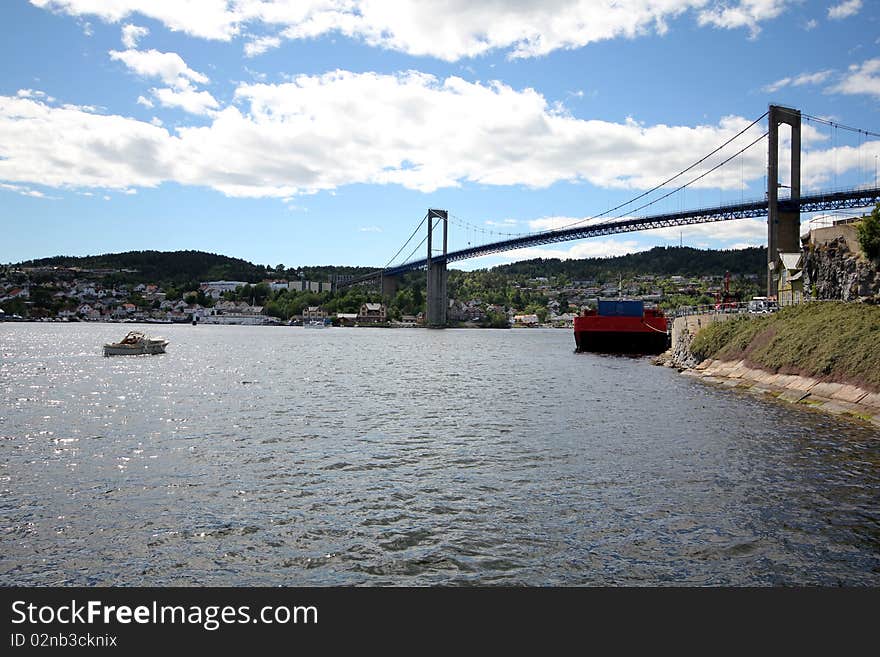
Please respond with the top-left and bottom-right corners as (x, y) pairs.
(574, 300), (669, 354)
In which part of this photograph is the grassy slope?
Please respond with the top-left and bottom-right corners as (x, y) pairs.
(690, 302), (880, 392)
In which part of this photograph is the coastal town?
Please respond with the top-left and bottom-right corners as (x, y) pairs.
(0, 259), (763, 328)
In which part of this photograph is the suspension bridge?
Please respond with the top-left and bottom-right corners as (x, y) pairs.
(340, 105), (880, 326)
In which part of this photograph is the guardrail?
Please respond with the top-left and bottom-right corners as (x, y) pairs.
(667, 303), (754, 321)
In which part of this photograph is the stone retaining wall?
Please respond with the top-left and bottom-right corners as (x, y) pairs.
(682, 358), (880, 430)
(665, 313), (739, 369)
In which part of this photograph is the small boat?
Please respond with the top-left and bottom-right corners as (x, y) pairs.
(103, 331), (169, 356)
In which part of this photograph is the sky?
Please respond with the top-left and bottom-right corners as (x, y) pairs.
(1, 0), (878, 271)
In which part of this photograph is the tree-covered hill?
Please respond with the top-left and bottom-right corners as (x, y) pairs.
(16, 251), (382, 287)
(490, 246), (766, 280)
(14, 245), (766, 289)
(19, 250), (268, 285)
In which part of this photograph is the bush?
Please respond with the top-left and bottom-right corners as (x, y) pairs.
(857, 204), (880, 260)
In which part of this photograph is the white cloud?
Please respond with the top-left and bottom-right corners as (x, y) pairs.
(801, 140), (880, 189)
(485, 218), (522, 229)
(0, 94), (172, 191)
(30, 0), (799, 62)
(109, 49), (209, 87)
(1, 76), (870, 202)
(652, 217), (766, 244)
(221, 71), (771, 195)
(151, 86), (220, 116)
(0, 182), (58, 199)
(476, 238), (650, 264)
(244, 67), (268, 82)
(121, 23), (149, 48)
(826, 58), (880, 98)
(696, 0), (792, 37)
(803, 18), (817, 30)
(763, 69), (834, 93)
(109, 48), (218, 115)
(827, 1), (862, 20)
(528, 216), (609, 231)
(244, 35), (281, 57)
(30, 0), (243, 41)
(17, 89), (56, 103)
(359, 226), (382, 232)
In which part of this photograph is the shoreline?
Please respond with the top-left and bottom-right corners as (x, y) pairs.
(663, 355), (880, 430)
(0, 318), (574, 329)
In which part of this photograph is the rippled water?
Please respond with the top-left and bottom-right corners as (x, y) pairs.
(1, 322), (879, 586)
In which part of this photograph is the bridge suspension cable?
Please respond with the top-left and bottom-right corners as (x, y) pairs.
(448, 212), (528, 241)
(438, 110), (773, 249)
(399, 214), (444, 266)
(342, 211), (431, 288)
(383, 212), (428, 269)
(802, 113), (880, 139)
(545, 110), (770, 233)
(600, 130), (769, 223)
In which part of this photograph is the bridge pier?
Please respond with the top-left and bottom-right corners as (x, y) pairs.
(426, 208), (448, 328)
(381, 274), (399, 298)
(767, 104), (801, 298)
(427, 261), (447, 327)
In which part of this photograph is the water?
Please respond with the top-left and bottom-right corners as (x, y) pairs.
(2, 323), (879, 586)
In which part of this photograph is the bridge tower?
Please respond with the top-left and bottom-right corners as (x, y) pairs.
(426, 208), (448, 327)
(767, 104), (801, 297)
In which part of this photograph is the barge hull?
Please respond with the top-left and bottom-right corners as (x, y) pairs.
(574, 306), (669, 354)
(574, 328), (669, 354)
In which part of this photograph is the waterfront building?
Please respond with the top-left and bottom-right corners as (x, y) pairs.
(303, 306), (327, 322)
(777, 252), (804, 306)
(358, 303), (387, 324)
(513, 314), (540, 326)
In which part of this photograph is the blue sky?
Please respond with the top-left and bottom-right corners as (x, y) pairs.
(1, 1), (878, 270)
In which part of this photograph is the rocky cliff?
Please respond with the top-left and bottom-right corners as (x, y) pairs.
(803, 235), (880, 302)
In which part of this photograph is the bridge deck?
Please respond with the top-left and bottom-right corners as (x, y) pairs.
(343, 187), (880, 285)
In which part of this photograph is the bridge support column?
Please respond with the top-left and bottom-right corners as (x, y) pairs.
(427, 261), (447, 327)
(381, 274), (399, 299)
(767, 104), (801, 297)
(426, 208), (448, 328)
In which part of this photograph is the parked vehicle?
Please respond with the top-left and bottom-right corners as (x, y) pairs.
(748, 297), (779, 314)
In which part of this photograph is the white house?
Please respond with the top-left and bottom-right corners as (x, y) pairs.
(200, 281), (248, 299)
(513, 314), (539, 326)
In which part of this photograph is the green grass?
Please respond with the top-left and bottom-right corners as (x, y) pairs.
(690, 302), (880, 392)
